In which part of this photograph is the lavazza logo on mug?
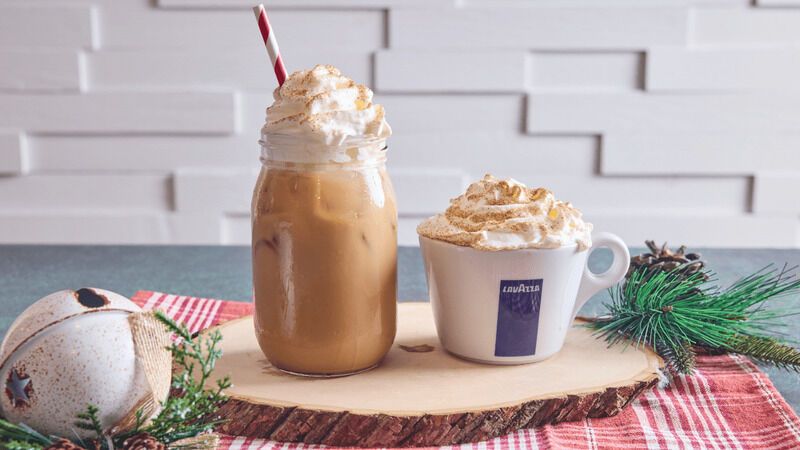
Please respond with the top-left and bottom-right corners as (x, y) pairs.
(502, 283), (541, 294)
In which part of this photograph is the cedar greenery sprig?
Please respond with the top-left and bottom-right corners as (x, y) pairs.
(2, 441), (44, 450)
(115, 310), (231, 446)
(591, 264), (800, 374)
(0, 311), (230, 450)
(74, 405), (103, 442)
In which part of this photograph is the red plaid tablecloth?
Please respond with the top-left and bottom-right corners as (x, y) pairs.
(132, 291), (800, 450)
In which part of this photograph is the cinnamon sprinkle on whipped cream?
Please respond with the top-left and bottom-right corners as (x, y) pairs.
(417, 175), (593, 251)
(262, 64), (390, 148)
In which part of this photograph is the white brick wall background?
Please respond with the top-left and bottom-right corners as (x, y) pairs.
(1, 0), (799, 247)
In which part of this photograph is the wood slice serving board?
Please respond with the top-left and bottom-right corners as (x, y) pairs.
(208, 303), (662, 447)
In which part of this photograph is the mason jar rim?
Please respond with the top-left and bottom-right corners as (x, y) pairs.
(259, 131), (389, 169)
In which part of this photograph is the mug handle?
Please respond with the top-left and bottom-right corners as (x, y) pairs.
(571, 232), (631, 319)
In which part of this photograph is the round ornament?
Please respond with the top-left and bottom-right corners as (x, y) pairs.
(0, 288), (170, 438)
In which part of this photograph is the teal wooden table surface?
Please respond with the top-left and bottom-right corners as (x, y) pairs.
(1, 245), (798, 412)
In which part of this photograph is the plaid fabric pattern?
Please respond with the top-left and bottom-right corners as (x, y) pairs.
(132, 291), (800, 450)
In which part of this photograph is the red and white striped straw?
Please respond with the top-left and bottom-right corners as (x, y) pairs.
(253, 4), (287, 86)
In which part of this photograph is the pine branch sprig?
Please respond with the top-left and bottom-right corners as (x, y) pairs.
(656, 339), (696, 375)
(728, 335), (800, 371)
(591, 264), (800, 375)
(0, 420), (51, 450)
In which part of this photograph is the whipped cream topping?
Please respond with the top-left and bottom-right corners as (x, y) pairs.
(417, 175), (593, 251)
(261, 64), (391, 163)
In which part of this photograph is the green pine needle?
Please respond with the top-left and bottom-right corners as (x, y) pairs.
(728, 335), (800, 371)
(656, 339), (696, 374)
(592, 264), (800, 374)
(0, 420), (52, 450)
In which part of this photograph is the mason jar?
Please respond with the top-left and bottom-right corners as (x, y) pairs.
(251, 134), (397, 377)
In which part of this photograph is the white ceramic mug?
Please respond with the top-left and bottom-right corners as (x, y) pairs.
(419, 232), (630, 364)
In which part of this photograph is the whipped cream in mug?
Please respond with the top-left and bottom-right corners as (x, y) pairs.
(417, 175), (593, 251)
(261, 64), (391, 163)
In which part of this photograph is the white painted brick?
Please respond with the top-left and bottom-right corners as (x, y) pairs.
(389, 132), (598, 176)
(375, 50), (526, 93)
(390, 169), (469, 215)
(0, 133), (28, 175)
(796, 223), (800, 247)
(174, 169), (257, 213)
(526, 93), (800, 134)
(495, 174), (748, 215)
(648, 47), (800, 91)
(390, 7), (687, 50)
(465, 0), (746, 4)
(0, 92), (236, 134)
(98, 9), (383, 51)
(167, 213), (223, 244)
(588, 214), (798, 248)
(221, 213), (250, 245)
(38, 0), (163, 9)
(239, 93), (273, 143)
(693, 0), (753, 4)
(0, 50), (83, 92)
(0, 175), (171, 212)
(0, 5), (95, 48)
(754, 173), (800, 214)
(381, 95), (525, 134)
(159, 0), (748, 6)
(529, 52), (643, 91)
(693, 9), (800, 45)
(490, 0), (753, 3)
(159, 0), (448, 7)
(0, 213), (169, 244)
(602, 133), (800, 175)
(757, 0), (800, 5)
(693, 0), (751, 4)
(29, 135), (258, 171)
(159, 0), (745, 7)
(88, 49), (370, 91)
(398, 216), (425, 247)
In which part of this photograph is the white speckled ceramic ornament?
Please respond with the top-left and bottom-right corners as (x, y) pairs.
(0, 288), (168, 438)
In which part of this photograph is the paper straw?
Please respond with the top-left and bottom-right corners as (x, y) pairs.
(253, 4), (287, 86)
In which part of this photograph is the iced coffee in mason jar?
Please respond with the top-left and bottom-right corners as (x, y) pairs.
(252, 65), (397, 377)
